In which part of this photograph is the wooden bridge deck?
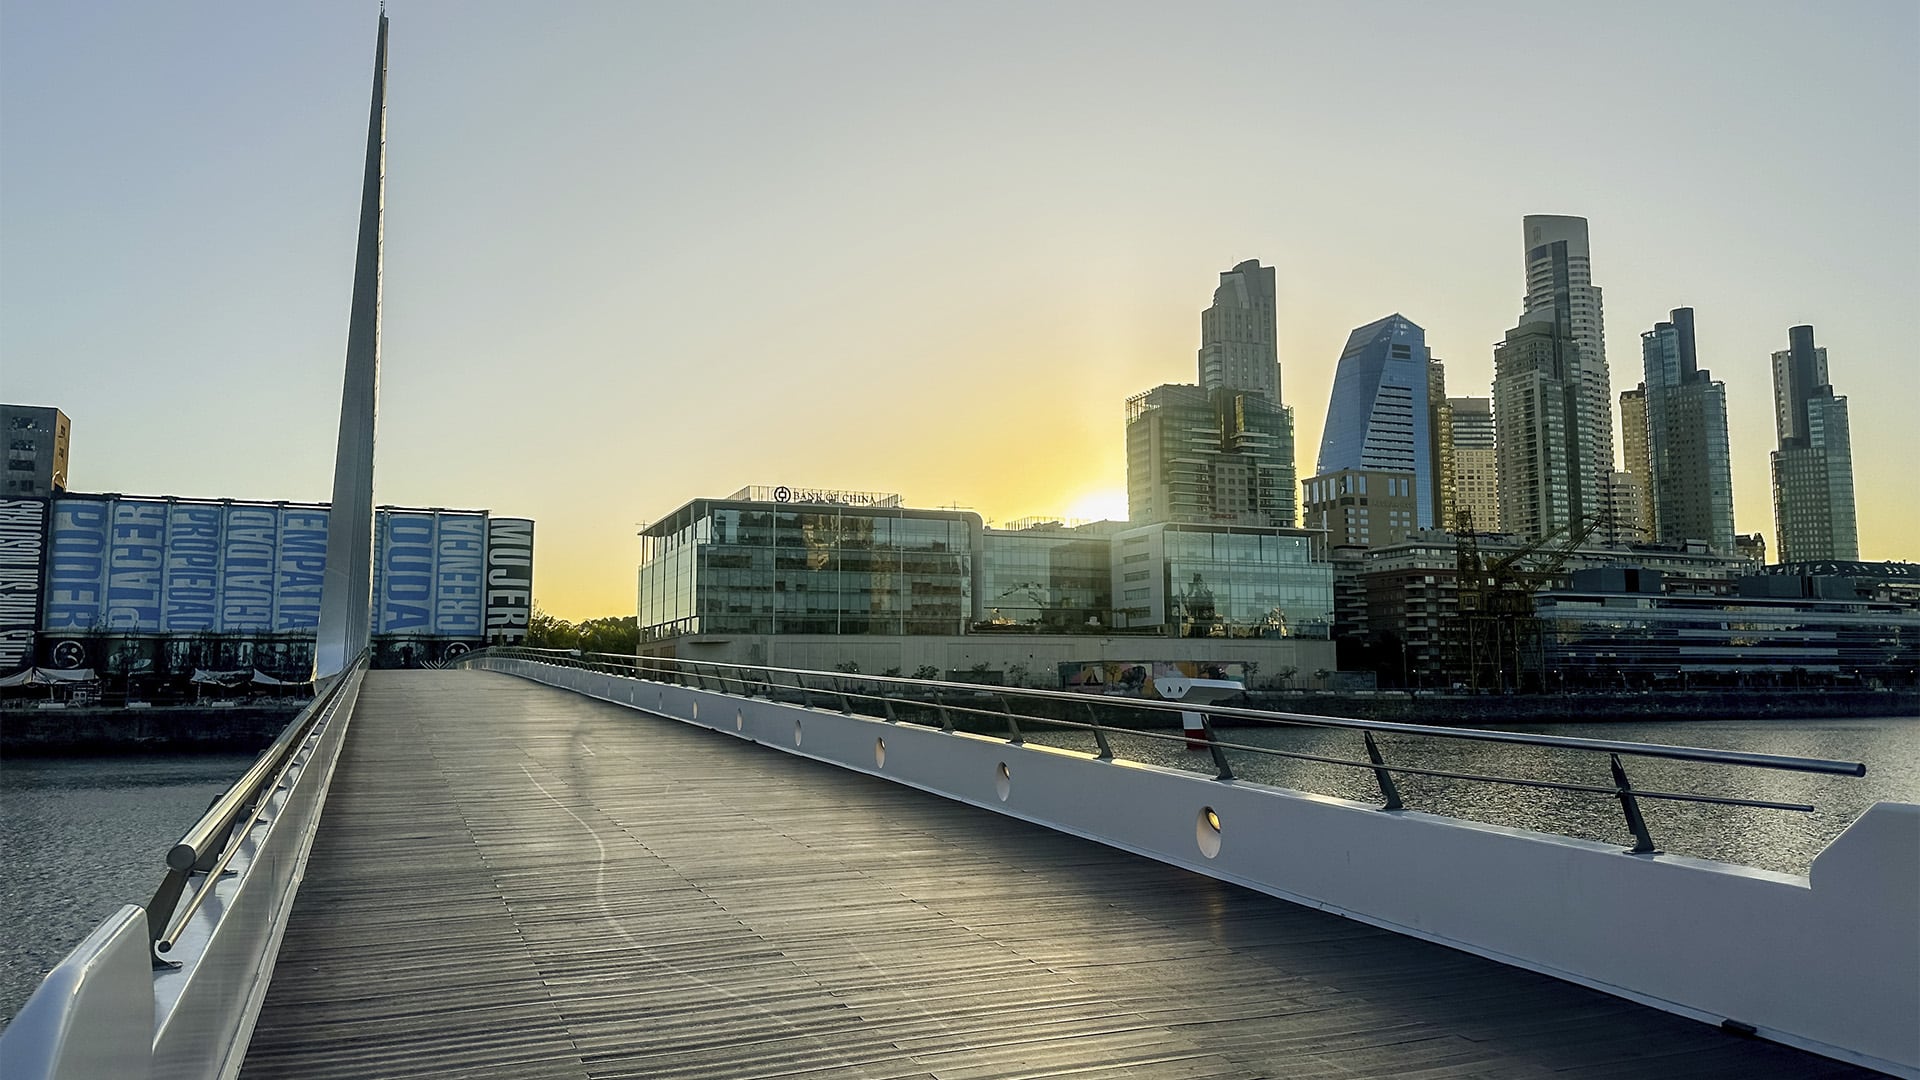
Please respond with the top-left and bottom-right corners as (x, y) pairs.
(240, 669), (1871, 1080)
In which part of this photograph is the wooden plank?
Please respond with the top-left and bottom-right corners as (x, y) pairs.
(240, 671), (1876, 1080)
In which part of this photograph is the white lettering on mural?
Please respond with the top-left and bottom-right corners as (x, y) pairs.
(484, 518), (534, 641)
(0, 499), (46, 670)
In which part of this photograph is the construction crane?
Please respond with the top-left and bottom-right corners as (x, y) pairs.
(1452, 509), (1609, 693)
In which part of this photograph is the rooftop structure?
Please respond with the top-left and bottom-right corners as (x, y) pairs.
(1, 403), (70, 498)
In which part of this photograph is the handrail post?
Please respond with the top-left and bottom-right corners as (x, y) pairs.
(933, 688), (955, 733)
(1083, 701), (1113, 760)
(1610, 753), (1661, 855)
(146, 869), (191, 965)
(997, 693), (1023, 745)
(798, 674), (815, 710)
(1199, 713), (1234, 780)
(1363, 731), (1404, 811)
(837, 680), (853, 716)
(881, 695), (899, 723)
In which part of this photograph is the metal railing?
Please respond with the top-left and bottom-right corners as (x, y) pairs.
(146, 648), (370, 960)
(459, 647), (1866, 855)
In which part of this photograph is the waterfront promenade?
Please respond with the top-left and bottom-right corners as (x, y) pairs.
(240, 670), (1871, 1079)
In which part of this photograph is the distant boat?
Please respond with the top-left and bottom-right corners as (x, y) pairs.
(1153, 676), (1245, 749)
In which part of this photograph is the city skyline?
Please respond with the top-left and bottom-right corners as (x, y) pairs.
(2, 3), (1915, 619)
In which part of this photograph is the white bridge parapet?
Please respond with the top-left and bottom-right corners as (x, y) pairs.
(488, 656), (1920, 1079)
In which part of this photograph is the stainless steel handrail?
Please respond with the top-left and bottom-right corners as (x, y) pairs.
(479, 647), (1865, 774)
(145, 649), (369, 958)
(458, 646), (1868, 855)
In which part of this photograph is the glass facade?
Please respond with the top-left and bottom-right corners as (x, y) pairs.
(979, 526), (1114, 632)
(1315, 315), (1434, 527)
(1640, 310), (1735, 554)
(1125, 384), (1297, 528)
(638, 501), (979, 641)
(1537, 591), (1919, 687)
(1157, 526), (1331, 639)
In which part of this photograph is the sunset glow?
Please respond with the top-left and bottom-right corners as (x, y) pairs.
(1062, 489), (1130, 525)
(0, 5), (1913, 621)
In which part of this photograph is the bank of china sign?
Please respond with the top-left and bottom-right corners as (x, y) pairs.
(770, 486), (891, 507)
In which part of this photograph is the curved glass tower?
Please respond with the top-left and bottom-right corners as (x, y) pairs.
(1315, 314), (1434, 528)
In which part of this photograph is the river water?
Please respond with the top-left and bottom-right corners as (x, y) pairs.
(1, 715), (1915, 1029)
(0, 753), (255, 1030)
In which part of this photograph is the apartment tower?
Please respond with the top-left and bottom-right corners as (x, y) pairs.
(1197, 259), (1281, 404)
(1492, 310), (1583, 541)
(1640, 308), (1735, 554)
(1520, 215), (1615, 535)
(1618, 386), (1654, 540)
(1447, 396), (1499, 532)
(1128, 260), (1296, 527)
(1769, 325), (1858, 561)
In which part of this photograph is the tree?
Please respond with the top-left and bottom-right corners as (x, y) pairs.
(524, 607), (638, 655)
(524, 604), (575, 649)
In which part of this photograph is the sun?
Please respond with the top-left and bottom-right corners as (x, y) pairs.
(1062, 488), (1130, 523)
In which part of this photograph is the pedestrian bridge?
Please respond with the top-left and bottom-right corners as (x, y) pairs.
(4, 654), (1914, 1080)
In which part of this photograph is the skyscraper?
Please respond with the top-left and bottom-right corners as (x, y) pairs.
(1428, 359), (1455, 535)
(1126, 384), (1295, 527)
(1770, 325), (1859, 561)
(1492, 310), (1584, 541)
(1618, 386), (1654, 540)
(1315, 315), (1435, 528)
(1447, 396), (1499, 532)
(1639, 308), (1734, 554)
(1197, 259), (1281, 404)
(1128, 260), (1296, 528)
(1521, 215), (1615, 533)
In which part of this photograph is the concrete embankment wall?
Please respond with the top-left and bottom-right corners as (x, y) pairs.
(0, 704), (304, 755)
(1242, 688), (1920, 724)
(482, 657), (1920, 1079)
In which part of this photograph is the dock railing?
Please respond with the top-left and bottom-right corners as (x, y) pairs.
(0, 650), (369, 1080)
(459, 646), (1864, 856)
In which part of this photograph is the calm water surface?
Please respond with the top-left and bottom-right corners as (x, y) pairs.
(0, 714), (1914, 1029)
(0, 752), (252, 1029)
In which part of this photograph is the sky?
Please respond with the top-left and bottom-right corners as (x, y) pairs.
(2, 2), (1915, 621)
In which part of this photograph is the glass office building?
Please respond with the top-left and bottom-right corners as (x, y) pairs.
(638, 498), (981, 642)
(979, 522), (1118, 632)
(1536, 570), (1919, 687)
(1113, 522), (1332, 639)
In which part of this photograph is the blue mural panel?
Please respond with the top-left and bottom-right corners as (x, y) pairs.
(378, 511), (436, 634)
(105, 499), (167, 632)
(433, 513), (485, 637)
(43, 498), (110, 631)
(276, 507), (329, 631)
(163, 503), (223, 633)
(220, 505), (279, 631)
